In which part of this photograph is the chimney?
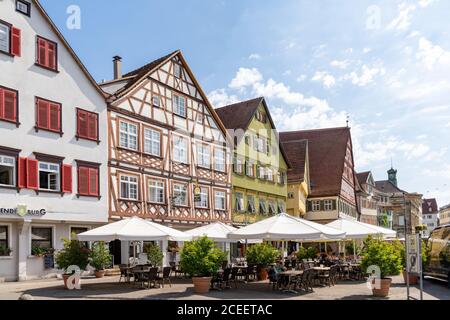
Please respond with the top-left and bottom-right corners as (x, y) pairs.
(113, 56), (122, 80)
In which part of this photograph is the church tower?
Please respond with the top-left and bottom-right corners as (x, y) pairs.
(388, 167), (398, 187)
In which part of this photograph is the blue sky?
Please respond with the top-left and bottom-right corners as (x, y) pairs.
(41, 0), (450, 206)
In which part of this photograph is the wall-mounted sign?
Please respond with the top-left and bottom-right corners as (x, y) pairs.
(0, 205), (46, 217)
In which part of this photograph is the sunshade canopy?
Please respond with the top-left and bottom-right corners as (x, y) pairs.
(186, 222), (238, 242)
(77, 216), (192, 242)
(326, 218), (397, 240)
(227, 213), (346, 241)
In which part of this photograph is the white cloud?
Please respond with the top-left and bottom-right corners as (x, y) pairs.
(330, 60), (351, 69)
(283, 70), (292, 76)
(342, 64), (386, 87)
(208, 89), (240, 108)
(248, 53), (261, 60)
(418, 0), (438, 8)
(286, 42), (296, 50)
(311, 71), (336, 88)
(416, 37), (450, 70)
(296, 74), (307, 82)
(363, 48), (372, 54)
(386, 2), (417, 31)
(419, 105), (449, 113)
(228, 68), (263, 89)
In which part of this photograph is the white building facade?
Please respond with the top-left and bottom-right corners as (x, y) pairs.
(0, 0), (108, 281)
(422, 199), (439, 238)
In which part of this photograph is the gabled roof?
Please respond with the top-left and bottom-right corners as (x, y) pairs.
(356, 172), (371, 186)
(99, 50), (228, 137)
(280, 127), (352, 197)
(215, 97), (264, 131)
(33, 0), (106, 98)
(215, 97), (291, 168)
(422, 198), (438, 214)
(374, 180), (405, 194)
(281, 139), (308, 183)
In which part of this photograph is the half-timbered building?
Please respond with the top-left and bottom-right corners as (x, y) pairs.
(100, 51), (232, 262)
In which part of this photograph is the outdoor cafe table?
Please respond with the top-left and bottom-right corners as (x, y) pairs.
(279, 270), (304, 294)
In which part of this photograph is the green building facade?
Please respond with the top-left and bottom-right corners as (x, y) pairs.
(215, 97), (290, 226)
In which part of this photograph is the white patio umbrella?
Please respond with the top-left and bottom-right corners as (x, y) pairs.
(77, 216), (192, 242)
(186, 222), (238, 242)
(228, 213), (346, 241)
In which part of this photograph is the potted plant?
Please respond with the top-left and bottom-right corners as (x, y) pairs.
(246, 243), (279, 281)
(55, 238), (90, 289)
(89, 242), (111, 278)
(0, 245), (12, 257)
(31, 246), (53, 257)
(144, 243), (164, 267)
(361, 236), (402, 297)
(180, 236), (226, 294)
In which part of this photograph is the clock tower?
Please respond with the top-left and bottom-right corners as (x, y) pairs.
(388, 167), (398, 187)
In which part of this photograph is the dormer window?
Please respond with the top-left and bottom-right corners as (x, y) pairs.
(174, 64), (182, 78)
(16, 0), (31, 16)
(152, 95), (160, 108)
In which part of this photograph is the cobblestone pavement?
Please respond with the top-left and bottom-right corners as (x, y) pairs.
(0, 275), (448, 300)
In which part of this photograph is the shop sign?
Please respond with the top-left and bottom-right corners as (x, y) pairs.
(0, 205), (47, 217)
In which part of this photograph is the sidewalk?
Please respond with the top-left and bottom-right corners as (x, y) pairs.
(0, 275), (448, 300)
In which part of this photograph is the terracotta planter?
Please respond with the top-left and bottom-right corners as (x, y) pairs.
(257, 267), (268, 281)
(372, 278), (392, 297)
(95, 270), (106, 278)
(62, 274), (76, 289)
(402, 271), (418, 285)
(192, 277), (212, 294)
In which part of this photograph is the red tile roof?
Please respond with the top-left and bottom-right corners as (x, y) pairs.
(215, 97), (264, 131)
(422, 198), (438, 214)
(281, 139), (308, 182)
(280, 127), (351, 197)
(374, 180), (405, 193)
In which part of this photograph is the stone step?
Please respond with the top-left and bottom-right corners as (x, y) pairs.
(104, 268), (121, 276)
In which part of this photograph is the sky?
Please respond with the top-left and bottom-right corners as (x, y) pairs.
(40, 0), (450, 207)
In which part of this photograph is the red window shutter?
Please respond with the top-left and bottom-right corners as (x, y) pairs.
(62, 164), (72, 193)
(88, 113), (98, 140)
(47, 41), (56, 70)
(3, 90), (17, 121)
(88, 168), (99, 196)
(49, 103), (60, 131)
(11, 27), (21, 57)
(37, 38), (47, 66)
(26, 159), (39, 190)
(77, 110), (88, 138)
(0, 89), (4, 119)
(37, 99), (49, 129)
(78, 167), (89, 195)
(18, 158), (27, 189)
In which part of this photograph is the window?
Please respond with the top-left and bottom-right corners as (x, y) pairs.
(288, 192), (294, 199)
(324, 200), (333, 211)
(0, 226), (9, 255)
(143, 128), (161, 157)
(235, 193), (244, 212)
(173, 183), (188, 206)
(196, 113), (204, 124)
(234, 157), (244, 174)
(257, 166), (265, 180)
(259, 199), (267, 214)
(148, 179), (165, 204)
(36, 98), (61, 133)
(77, 109), (98, 141)
(0, 87), (18, 124)
(197, 144), (210, 168)
(245, 160), (254, 177)
(214, 191), (226, 210)
(16, 0), (31, 16)
(36, 36), (57, 71)
(253, 136), (266, 153)
(266, 168), (273, 181)
(119, 121), (138, 150)
(31, 227), (52, 252)
(173, 95), (186, 117)
(71, 227), (89, 247)
(278, 201), (286, 213)
(278, 171), (287, 185)
(268, 200), (276, 215)
(120, 175), (138, 200)
(312, 201), (321, 212)
(214, 149), (226, 172)
(174, 64), (182, 78)
(38, 162), (60, 191)
(256, 110), (267, 123)
(0, 21), (20, 56)
(77, 164), (99, 197)
(152, 95), (160, 108)
(195, 187), (209, 208)
(0, 155), (16, 187)
(173, 136), (188, 163)
(247, 195), (256, 213)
